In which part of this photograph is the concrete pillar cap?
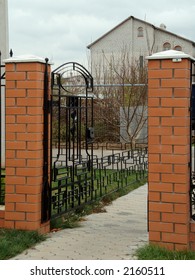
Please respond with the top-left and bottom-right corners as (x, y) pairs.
(146, 50), (195, 61)
(4, 54), (52, 64)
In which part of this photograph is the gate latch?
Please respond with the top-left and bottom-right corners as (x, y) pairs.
(87, 127), (94, 142)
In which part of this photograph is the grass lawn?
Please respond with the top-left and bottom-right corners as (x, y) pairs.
(0, 229), (46, 260)
(136, 244), (195, 260)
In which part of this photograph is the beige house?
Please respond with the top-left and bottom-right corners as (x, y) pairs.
(0, 0), (9, 60)
(87, 16), (195, 77)
(0, 0), (8, 168)
(87, 16), (195, 145)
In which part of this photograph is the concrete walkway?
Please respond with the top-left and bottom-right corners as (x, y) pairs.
(12, 184), (148, 260)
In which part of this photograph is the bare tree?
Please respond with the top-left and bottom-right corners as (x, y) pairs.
(92, 50), (148, 148)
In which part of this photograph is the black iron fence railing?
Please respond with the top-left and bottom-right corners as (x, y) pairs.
(50, 147), (148, 219)
(191, 62), (195, 219)
(0, 49), (13, 205)
(49, 62), (148, 219)
(0, 52), (5, 205)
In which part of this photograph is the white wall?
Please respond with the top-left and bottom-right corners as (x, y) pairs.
(0, 0), (9, 168)
(89, 17), (195, 80)
(0, 0), (9, 59)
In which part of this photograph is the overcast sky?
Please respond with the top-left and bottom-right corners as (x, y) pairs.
(8, 0), (195, 68)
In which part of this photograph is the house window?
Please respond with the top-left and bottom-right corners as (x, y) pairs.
(163, 42), (171, 51)
(137, 27), (144, 37)
(174, 45), (182, 51)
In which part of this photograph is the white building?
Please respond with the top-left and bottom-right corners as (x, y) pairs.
(87, 16), (195, 77)
(88, 16), (195, 145)
(0, 0), (8, 167)
(0, 0), (9, 60)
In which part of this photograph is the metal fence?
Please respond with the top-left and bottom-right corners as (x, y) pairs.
(0, 50), (13, 205)
(50, 63), (148, 219)
(0, 52), (5, 205)
(191, 62), (195, 219)
(51, 146), (148, 219)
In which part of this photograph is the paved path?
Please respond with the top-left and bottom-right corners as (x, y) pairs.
(12, 184), (148, 260)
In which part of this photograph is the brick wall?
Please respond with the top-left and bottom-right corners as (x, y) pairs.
(147, 50), (193, 250)
(2, 56), (51, 234)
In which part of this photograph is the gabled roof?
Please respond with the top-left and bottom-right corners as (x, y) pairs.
(87, 15), (195, 49)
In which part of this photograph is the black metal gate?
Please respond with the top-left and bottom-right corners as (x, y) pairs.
(48, 62), (148, 220)
(50, 62), (94, 219)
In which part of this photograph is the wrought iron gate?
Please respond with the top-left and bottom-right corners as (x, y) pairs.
(50, 62), (94, 219)
(48, 62), (148, 220)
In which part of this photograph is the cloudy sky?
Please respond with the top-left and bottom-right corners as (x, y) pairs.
(8, 0), (195, 68)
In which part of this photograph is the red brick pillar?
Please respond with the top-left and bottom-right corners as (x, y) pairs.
(4, 55), (51, 233)
(147, 50), (192, 250)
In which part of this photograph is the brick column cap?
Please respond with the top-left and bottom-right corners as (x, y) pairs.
(4, 54), (52, 64)
(146, 50), (195, 62)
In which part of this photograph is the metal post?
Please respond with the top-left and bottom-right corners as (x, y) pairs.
(0, 51), (2, 204)
(42, 58), (50, 222)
